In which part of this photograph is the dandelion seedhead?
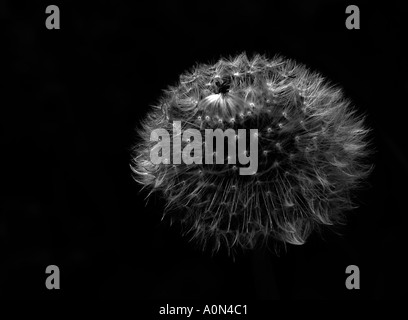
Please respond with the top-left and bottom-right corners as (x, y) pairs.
(131, 53), (372, 254)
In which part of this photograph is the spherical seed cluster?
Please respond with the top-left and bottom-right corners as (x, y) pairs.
(132, 53), (372, 253)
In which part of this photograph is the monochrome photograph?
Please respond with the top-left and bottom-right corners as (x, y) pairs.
(1, 0), (405, 311)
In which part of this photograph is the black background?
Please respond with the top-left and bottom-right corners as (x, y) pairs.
(1, 0), (406, 300)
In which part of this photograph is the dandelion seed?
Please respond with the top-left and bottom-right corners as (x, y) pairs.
(132, 52), (373, 254)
